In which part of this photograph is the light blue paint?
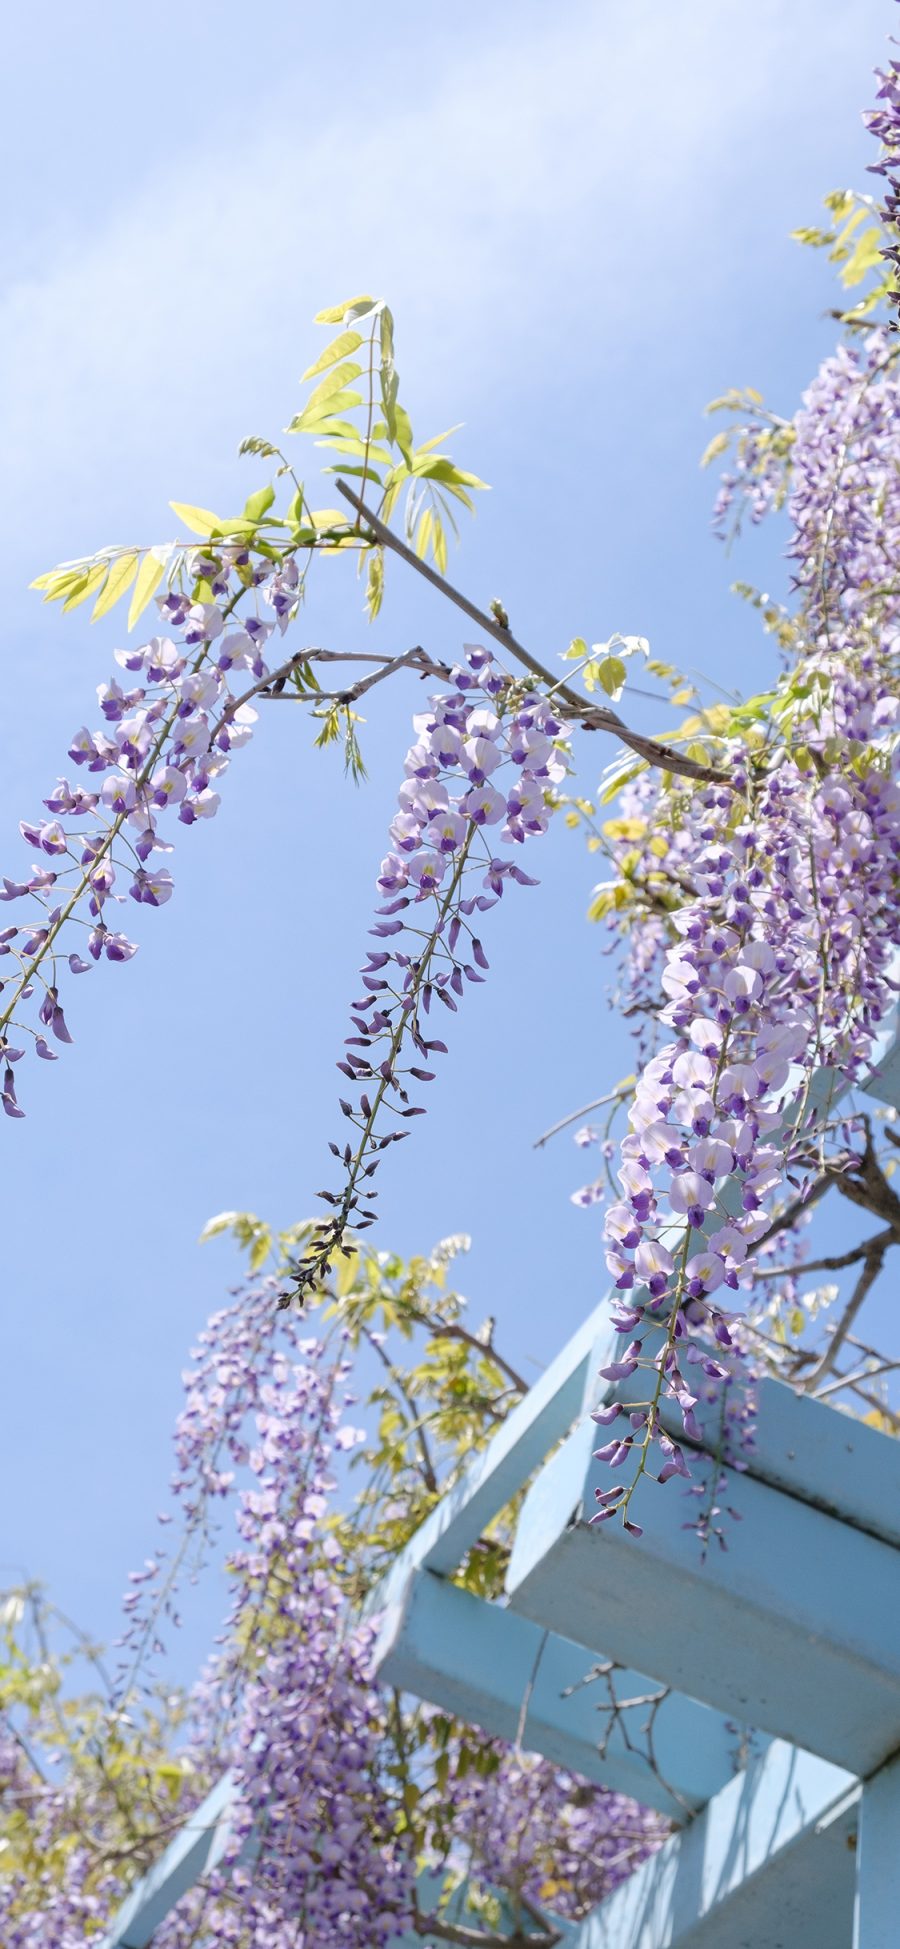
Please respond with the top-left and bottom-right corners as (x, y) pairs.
(102, 1770), (243, 1948)
(610, 1363), (900, 1554)
(375, 1568), (743, 1819)
(365, 1299), (616, 1619)
(853, 1748), (900, 1949)
(505, 1417), (900, 1775)
(566, 1739), (858, 1949)
(862, 1000), (900, 1113)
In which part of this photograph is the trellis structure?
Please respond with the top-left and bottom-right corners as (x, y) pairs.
(103, 1025), (900, 1949)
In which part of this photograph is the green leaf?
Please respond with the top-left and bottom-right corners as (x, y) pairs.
(127, 551), (167, 630)
(198, 1211), (241, 1243)
(169, 503), (226, 537)
(304, 362), (364, 415)
(565, 636), (588, 661)
(62, 561), (109, 612)
(700, 430), (730, 469)
(313, 297), (374, 325)
(286, 414), (360, 442)
(840, 226), (883, 289)
(288, 391), (364, 434)
(415, 425), (463, 456)
(243, 483), (276, 522)
(596, 655), (627, 699)
(391, 403), (412, 463)
(307, 508), (348, 530)
(315, 436), (391, 464)
(598, 757), (646, 806)
(366, 547), (384, 621)
(415, 507), (433, 560)
(92, 553), (139, 620)
(302, 330), (364, 380)
(249, 1229), (273, 1273)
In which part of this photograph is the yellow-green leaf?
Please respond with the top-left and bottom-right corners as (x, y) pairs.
(700, 430), (730, 469)
(304, 363), (363, 416)
(313, 296), (374, 325)
(198, 1211), (241, 1243)
(62, 562), (109, 612)
(415, 507), (433, 560)
(92, 553), (139, 621)
(127, 551), (167, 631)
(169, 503), (225, 538)
(840, 226), (883, 289)
(38, 567), (90, 603)
(243, 483), (275, 523)
(597, 654), (627, 699)
(289, 391), (364, 434)
(415, 424), (463, 456)
(302, 331), (364, 380)
(307, 508), (348, 530)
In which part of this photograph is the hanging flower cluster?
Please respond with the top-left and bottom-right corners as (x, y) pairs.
(864, 55), (900, 303)
(150, 1317), (409, 1949)
(595, 711), (899, 1519)
(585, 153), (900, 1523)
(0, 555), (289, 1117)
(289, 646), (570, 1296)
(428, 1742), (664, 1928)
(0, 1260), (667, 1946)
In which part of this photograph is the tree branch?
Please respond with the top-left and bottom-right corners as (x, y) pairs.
(747, 1230), (895, 1278)
(800, 1236), (890, 1391)
(533, 1085), (631, 1150)
(334, 481), (726, 787)
(413, 1909), (559, 1948)
(400, 1299), (529, 1396)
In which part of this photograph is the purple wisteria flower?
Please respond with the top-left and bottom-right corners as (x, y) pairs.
(289, 645), (570, 1296)
(0, 547), (296, 1114)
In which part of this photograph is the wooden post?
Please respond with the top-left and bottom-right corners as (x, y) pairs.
(853, 1749), (900, 1949)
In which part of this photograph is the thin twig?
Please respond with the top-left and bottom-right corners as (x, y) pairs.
(800, 1238), (890, 1391)
(533, 1085), (631, 1150)
(334, 481), (726, 786)
(515, 1628), (549, 1752)
(813, 1356), (900, 1402)
(747, 1229), (894, 1278)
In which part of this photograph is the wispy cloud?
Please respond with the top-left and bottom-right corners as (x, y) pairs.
(0, 0), (885, 567)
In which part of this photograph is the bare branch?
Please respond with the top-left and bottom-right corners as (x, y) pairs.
(533, 1085), (631, 1150)
(413, 1910), (559, 1948)
(334, 482), (726, 787)
(747, 1227), (895, 1279)
(800, 1237), (890, 1391)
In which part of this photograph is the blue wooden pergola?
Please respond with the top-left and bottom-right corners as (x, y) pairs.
(102, 1023), (900, 1949)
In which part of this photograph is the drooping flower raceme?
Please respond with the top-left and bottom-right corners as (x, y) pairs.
(587, 262), (900, 1526)
(0, 557), (288, 1117)
(289, 644), (570, 1296)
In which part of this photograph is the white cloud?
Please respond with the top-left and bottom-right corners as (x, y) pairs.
(0, 0), (887, 565)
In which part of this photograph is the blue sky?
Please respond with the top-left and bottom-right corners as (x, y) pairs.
(1, 0), (893, 1680)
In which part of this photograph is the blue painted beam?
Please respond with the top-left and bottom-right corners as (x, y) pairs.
(862, 1000), (900, 1112)
(505, 1417), (900, 1776)
(565, 1738), (857, 1949)
(365, 1298), (617, 1620)
(375, 1568), (744, 1820)
(101, 1770), (245, 1948)
(610, 1361), (900, 1554)
(853, 1749), (900, 1948)
(102, 1778), (558, 1948)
